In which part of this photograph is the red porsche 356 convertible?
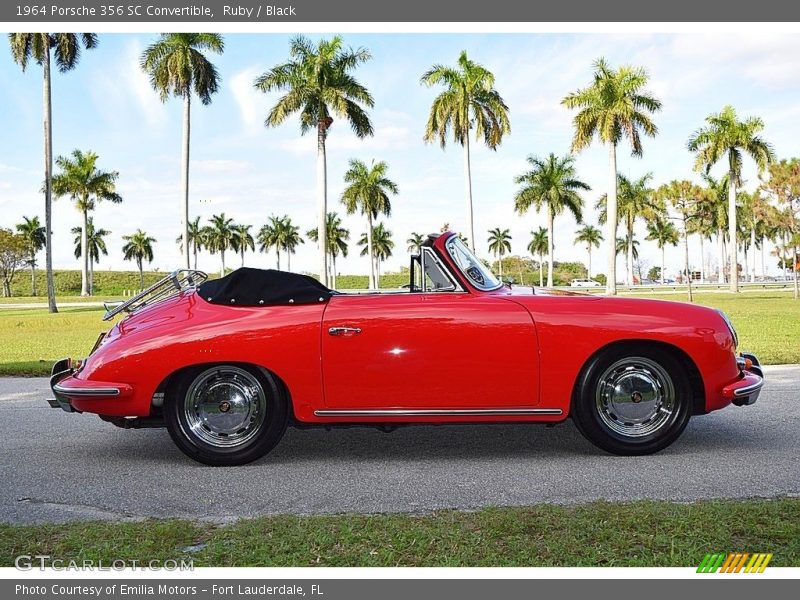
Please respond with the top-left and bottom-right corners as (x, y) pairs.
(48, 232), (763, 465)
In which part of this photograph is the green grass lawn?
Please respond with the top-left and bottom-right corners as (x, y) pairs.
(0, 291), (797, 376)
(1, 499), (797, 567)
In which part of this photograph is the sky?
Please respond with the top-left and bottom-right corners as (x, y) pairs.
(1, 32), (799, 279)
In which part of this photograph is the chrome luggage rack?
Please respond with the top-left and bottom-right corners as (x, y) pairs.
(102, 269), (208, 321)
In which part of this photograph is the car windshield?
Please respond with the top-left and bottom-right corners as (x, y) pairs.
(445, 236), (502, 291)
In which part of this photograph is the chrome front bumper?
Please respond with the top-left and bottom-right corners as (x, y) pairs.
(728, 352), (764, 406)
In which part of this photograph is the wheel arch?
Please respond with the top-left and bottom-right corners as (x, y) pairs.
(151, 361), (295, 420)
(569, 339), (706, 416)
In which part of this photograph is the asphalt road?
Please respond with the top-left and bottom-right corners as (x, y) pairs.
(1, 365), (798, 524)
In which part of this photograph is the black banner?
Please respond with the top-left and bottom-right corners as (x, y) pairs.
(2, 0), (800, 23)
(4, 579), (798, 600)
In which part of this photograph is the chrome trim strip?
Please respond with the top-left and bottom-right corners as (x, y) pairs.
(314, 408), (563, 417)
(732, 379), (764, 398)
(52, 384), (120, 397)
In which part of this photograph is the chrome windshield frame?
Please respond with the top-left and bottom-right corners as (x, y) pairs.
(444, 236), (503, 292)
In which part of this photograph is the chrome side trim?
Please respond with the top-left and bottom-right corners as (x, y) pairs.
(52, 384), (120, 397)
(314, 408), (562, 417)
(732, 379), (764, 398)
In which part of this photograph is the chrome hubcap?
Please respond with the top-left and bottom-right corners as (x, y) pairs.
(595, 357), (676, 438)
(184, 367), (266, 448)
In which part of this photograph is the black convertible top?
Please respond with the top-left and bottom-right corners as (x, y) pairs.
(197, 267), (333, 307)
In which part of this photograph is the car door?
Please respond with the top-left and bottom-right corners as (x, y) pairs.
(320, 291), (540, 410)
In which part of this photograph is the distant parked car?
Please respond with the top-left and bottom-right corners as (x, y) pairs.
(570, 278), (602, 288)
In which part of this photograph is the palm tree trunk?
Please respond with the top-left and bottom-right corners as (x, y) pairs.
(220, 250), (226, 279)
(30, 251), (37, 296)
(42, 46), (57, 313)
(181, 92), (191, 270)
(684, 218), (693, 303)
(193, 242), (198, 270)
(367, 213), (376, 290)
(331, 255), (337, 290)
(605, 142), (618, 295)
(80, 207), (89, 296)
(699, 236), (706, 283)
(791, 210), (799, 301)
(626, 216), (634, 286)
(587, 247), (592, 279)
(287, 249), (292, 272)
(717, 230), (725, 284)
(728, 173), (738, 292)
(276, 247), (280, 270)
(89, 259), (94, 295)
(750, 227), (756, 283)
(661, 246), (666, 285)
(138, 258), (144, 290)
(241, 248), (245, 268)
(317, 123), (328, 286)
(498, 253), (503, 278)
(538, 254), (543, 287)
(463, 135), (475, 251)
(547, 209), (555, 287)
(760, 237), (766, 279)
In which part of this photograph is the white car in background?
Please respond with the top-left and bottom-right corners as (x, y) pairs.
(570, 278), (602, 288)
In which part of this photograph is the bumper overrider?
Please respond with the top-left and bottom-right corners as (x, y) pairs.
(48, 358), (132, 413)
(722, 352), (765, 407)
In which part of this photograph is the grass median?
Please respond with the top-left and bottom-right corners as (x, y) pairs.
(1, 498), (798, 567)
(0, 291), (797, 377)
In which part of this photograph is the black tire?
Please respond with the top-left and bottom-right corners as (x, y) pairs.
(165, 364), (288, 466)
(572, 345), (692, 455)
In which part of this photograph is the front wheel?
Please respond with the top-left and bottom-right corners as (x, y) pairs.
(572, 347), (692, 455)
(165, 364), (288, 465)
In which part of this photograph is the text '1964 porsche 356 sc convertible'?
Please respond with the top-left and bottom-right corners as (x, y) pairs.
(48, 232), (764, 465)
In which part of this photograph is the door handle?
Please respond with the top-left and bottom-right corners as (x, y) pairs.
(328, 326), (362, 336)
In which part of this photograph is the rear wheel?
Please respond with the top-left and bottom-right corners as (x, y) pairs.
(165, 364), (287, 466)
(572, 346), (692, 455)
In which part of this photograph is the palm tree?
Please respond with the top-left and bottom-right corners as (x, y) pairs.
(761, 158), (800, 299)
(574, 224), (603, 278)
(655, 180), (704, 301)
(281, 218), (304, 272)
(487, 228), (512, 277)
(258, 216), (283, 270)
(597, 173), (658, 286)
(122, 230), (156, 290)
(700, 174), (731, 283)
(358, 222), (394, 286)
(308, 213), (350, 288)
(341, 159), (399, 289)
(514, 153), (589, 287)
(140, 33), (224, 270)
(205, 213), (235, 277)
(527, 227), (549, 287)
(645, 218), (679, 284)
(9, 32), (98, 312)
(421, 51), (510, 251)
(15, 216), (45, 296)
(255, 36), (373, 286)
(687, 105), (775, 292)
(52, 149), (121, 296)
(71, 218), (110, 294)
(231, 224), (255, 268)
(407, 232), (425, 254)
(175, 216), (205, 270)
(562, 58), (661, 295)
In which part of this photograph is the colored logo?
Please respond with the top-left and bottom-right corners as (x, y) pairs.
(697, 552), (773, 573)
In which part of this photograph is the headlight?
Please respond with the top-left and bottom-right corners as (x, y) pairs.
(717, 310), (738, 349)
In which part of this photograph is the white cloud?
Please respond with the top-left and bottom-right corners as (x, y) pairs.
(230, 66), (263, 132)
(191, 159), (254, 174)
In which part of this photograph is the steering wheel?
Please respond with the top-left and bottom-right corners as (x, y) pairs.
(466, 266), (485, 285)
